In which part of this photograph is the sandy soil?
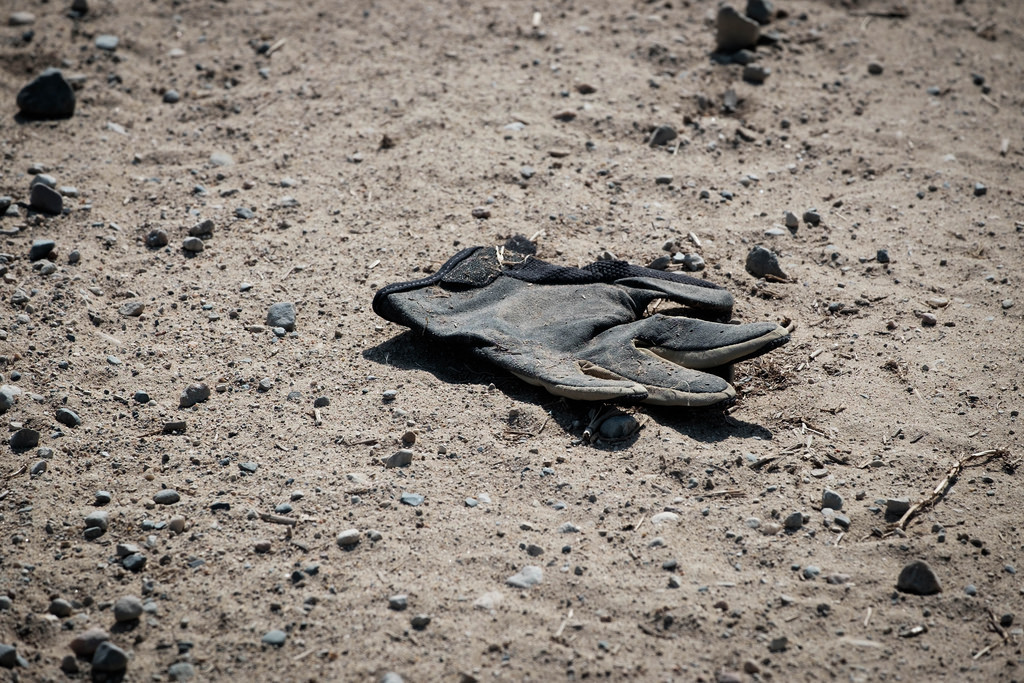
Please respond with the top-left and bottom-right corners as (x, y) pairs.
(1, 0), (1023, 681)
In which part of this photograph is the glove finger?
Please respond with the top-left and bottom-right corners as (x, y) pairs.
(578, 342), (737, 407)
(605, 315), (790, 369)
(477, 347), (648, 403)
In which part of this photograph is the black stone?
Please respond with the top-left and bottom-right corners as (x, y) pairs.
(17, 69), (75, 120)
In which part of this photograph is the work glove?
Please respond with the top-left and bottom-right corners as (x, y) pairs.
(372, 236), (790, 407)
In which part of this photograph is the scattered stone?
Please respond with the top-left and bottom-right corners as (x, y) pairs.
(742, 64), (770, 84)
(920, 312), (937, 327)
(119, 301), (144, 317)
(655, 174), (673, 185)
(474, 591), (503, 610)
(784, 211), (799, 229)
(896, 560), (942, 595)
(17, 68), (75, 120)
(410, 614), (431, 629)
(803, 210), (822, 226)
(95, 35), (119, 51)
(389, 594), (408, 611)
(745, 0), (774, 24)
(29, 239), (56, 261)
(49, 598), (73, 617)
(55, 407), (82, 427)
(886, 498), (911, 515)
(61, 655), (79, 674)
(84, 510), (109, 533)
(163, 89), (180, 104)
(783, 511), (804, 530)
(876, 249), (890, 264)
(471, 206), (491, 219)
(168, 517), (186, 533)
(682, 253), (705, 272)
(337, 528), (361, 547)
(258, 378), (273, 392)
(146, 229), (169, 248)
(506, 565), (543, 588)
(70, 628), (109, 657)
(9, 11), (35, 25)
(716, 4), (760, 53)
(189, 219), (214, 237)
(94, 490), (112, 506)
(767, 636), (788, 653)
(30, 184), (63, 214)
(973, 182), (987, 197)
(648, 125), (677, 147)
(384, 449), (413, 468)
(91, 641), (128, 672)
(822, 489), (843, 511)
(154, 489), (180, 505)
(210, 151), (234, 166)
(0, 597), (11, 610)
(745, 245), (788, 279)
(650, 512), (680, 525)
(519, 166), (535, 179)
(868, 61), (884, 75)
(0, 386), (17, 413)
(400, 492), (424, 507)
(1002, 299), (1014, 310)
(266, 302), (296, 331)
(168, 661), (196, 681)
(10, 428), (40, 450)
(380, 673), (404, 683)
(30, 460), (47, 476)
(261, 630), (287, 647)
(803, 565), (821, 580)
(113, 596), (143, 622)
(314, 396), (330, 408)
(235, 207), (254, 219)
(179, 383), (210, 408)
(182, 236), (205, 253)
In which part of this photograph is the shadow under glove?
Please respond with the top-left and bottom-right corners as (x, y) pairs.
(373, 236), (791, 407)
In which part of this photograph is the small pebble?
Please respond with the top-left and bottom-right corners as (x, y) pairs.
(803, 210), (822, 226)
(153, 489), (180, 505)
(69, 628), (109, 657)
(920, 312), (937, 327)
(506, 566), (543, 588)
(388, 594), (408, 611)
(49, 598), (73, 617)
(29, 239), (56, 261)
(56, 407), (82, 427)
(179, 383), (210, 408)
(400, 492), (424, 507)
(30, 184), (63, 214)
(146, 229), (169, 248)
(163, 89), (180, 104)
(337, 528), (361, 547)
(745, 245), (788, 279)
(822, 489), (843, 511)
(261, 630), (286, 647)
(119, 301), (145, 317)
(410, 614), (431, 630)
(266, 302), (296, 331)
(897, 560), (942, 595)
(10, 428), (40, 450)
(876, 249), (890, 263)
(95, 34), (119, 50)
(648, 125), (677, 147)
(973, 182), (987, 197)
(182, 237), (205, 253)
(867, 61), (884, 75)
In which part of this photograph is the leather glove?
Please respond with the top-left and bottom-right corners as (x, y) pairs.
(372, 236), (790, 407)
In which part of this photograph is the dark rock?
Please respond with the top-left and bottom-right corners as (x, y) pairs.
(266, 302), (296, 331)
(742, 64), (770, 84)
(91, 641), (128, 672)
(10, 428), (40, 450)
(29, 239), (56, 261)
(179, 383), (210, 408)
(648, 125), (677, 147)
(69, 628), (109, 657)
(163, 89), (180, 104)
(716, 5), (760, 53)
(973, 182), (987, 197)
(745, 0), (774, 24)
(803, 210), (822, 226)
(145, 229), (169, 248)
(896, 560), (942, 595)
(55, 408), (82, 427)
(29, 184), (63, 214)
(876, 249), (890, 264)
(745, 245), (788, 279)
(17, 69), (75, 119)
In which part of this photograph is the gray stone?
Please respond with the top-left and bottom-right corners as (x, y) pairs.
(745, 245), (788, 279)
(9, 11), (35, 25)
(868, 61), (884, 75)
(189, 219), (214, 237)
(49, 598), (73, 617)
(29, 184), (63, 214)
(261, 629), (286, 647)
(886, 497), (911, 515)
(94, 490), (112, 505)
(30, 174), (56, 189)
(742, 64), (770, 84)
(179, 382), (210, 408)
(55, 408), (82, 427)
(29, 239), (55, 261)
(84, 510), (109, 532)
(784, 211), (799, 229)
(70, 628), (109, 657)
(60, 655), (79, 674)
(896, 560), (942, 595)
(154, 489), (180, 505)
(337, 528), (360, 547)
(235, 206), (254, 219)
(410, 614), (431, 629)
(400, 492), (424, 507)
(519, 166), (535, 179)
(0, 643), (20, 668)
(716, 5), (760, 53)
(113, 596), (143, 622)
(17, 68), (75, 119)
(973, 182), (987, 197)
(822, 488), (843, 511)
(783, 511), (804, 530)
(30, 460), (47, 476)
(682, 253), (705, 272)
(314, 396), (330, 408)
(0, 385), (17, 413)
(182, 236), (205, 252)
(380, 674), (404, 683)
(122, 553), (146, 572)
(95, 35), (119, 51)
(119, 301), (144, 317)
(876, 249), (890, 263)
(168, 661), (196, 680)
(10, 428), (40, 450)
(507, 565), (543, 588)
(384, 448), (413, 468)
(803, 565), (821, 580)
(163, 89), (180, 104)
(266, 302), (296, 331)
(388, 594), (408, 611)
(803, 209), (821, 226)
(91, 641), (128, 672)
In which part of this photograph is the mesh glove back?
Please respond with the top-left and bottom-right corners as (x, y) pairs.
(373, 237), (790, 406)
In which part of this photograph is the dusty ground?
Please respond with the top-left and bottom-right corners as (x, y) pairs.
(1, 0), (1023, 680)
